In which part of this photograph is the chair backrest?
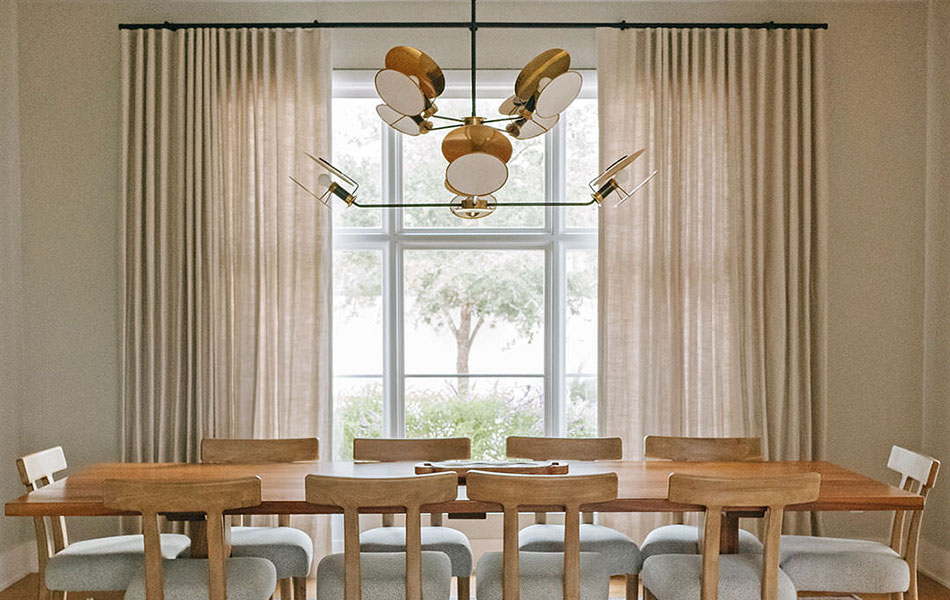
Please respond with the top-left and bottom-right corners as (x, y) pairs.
(200, 437), (319, 464)
(352, 437), (470, 463)
(667, 473), (820, 600)
(645, 436), (764, 525)
(466, 471), (618, 600)
(506, 436), (622, 461)
(352, 438), (468, 526)
(17, 447), (70, 573)
(644, 436), (764, 462)
(505, 436), (622, 525)
(305, 472), (458, 600)
(200, 437), (318, 526)
(104, 477), (263, 600)
(886, 446), (940, 566)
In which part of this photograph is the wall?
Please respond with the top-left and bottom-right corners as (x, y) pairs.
(0, 0), (31, 587)
(10, 0), (936, 564)
(921, 0), (950, 582)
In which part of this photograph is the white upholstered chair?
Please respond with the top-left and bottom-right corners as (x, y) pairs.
(779, 446), (940, 600)
(506, 436), (640, 600)
(201, 438), (318, 600)
(354, 437), (474, 600)
(639, 436), (765, 562)
(306, 472), (456, 600)
(17, 446), (191, 600)
(642, 472), (820, 600)
(468, 470), (616, 600)
(104, 476), (276, 600)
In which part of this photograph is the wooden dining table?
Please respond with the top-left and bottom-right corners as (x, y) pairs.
(5, 459), (921, 554)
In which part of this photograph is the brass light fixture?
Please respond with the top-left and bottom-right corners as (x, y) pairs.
(589, 150), (659, 207)
(292, 0), (656, 219)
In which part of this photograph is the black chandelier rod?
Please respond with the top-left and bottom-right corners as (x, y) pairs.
(119, 20), (828, 31)
(351, 200), (599, 208)
(471, 0), (477, 117)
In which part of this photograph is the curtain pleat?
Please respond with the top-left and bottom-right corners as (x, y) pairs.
(120, 26), (332, 561)
(597, 27), (827, 540)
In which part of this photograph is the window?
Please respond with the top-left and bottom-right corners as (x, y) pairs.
(332, 71), (598, 460)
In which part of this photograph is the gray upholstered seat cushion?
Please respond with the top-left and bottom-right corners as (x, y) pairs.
(229, 526), (314, 579)
(517, 523), (640, 576)
(475, 551), (611, 600)
(640, 525), (763, 560)
(124, 557), (276, 600)
(642, 554), (797, 600)
(779, 535), (910, 593)
(45, 533), (191, 591)
(360, 526), (473, 577)
(316, 551), (451, 600)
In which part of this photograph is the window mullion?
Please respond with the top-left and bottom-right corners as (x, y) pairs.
(382, 124), (402, 438)
(546, 116), (568, 437)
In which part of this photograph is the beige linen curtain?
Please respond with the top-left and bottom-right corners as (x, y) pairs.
(119, 27), (332, 552)
(597, 27), (828, 538)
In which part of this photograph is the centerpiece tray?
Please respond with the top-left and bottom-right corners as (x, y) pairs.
(414, 459), (568, 481)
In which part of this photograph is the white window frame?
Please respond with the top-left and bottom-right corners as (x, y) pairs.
(332, 69), (597, 443)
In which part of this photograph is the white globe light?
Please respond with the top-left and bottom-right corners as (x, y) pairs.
(534, 71), (582, 118)
(374, 69), (425, 116)
(445, 153), (508, 196)
(514, 113), (559, 140)
(376, 104), (421, 136)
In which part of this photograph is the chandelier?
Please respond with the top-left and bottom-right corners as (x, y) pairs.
(292, 0), (656, 219)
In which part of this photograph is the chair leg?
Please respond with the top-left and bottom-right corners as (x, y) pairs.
(643, 585), (656, 600)
(279, 578), (292, 600)
(891, 593), (905, 600)
(37, 576), (51, 600)
(457, 575), (470, 600)
(625, 573), (639, 600)
(908, 569), (918, 600)
(293, 577), (307, 600)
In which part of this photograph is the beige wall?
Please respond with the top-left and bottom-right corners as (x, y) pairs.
(0, 0), (29, 559)
(10, 0), (941, 555)
(922, 0), (950, 573)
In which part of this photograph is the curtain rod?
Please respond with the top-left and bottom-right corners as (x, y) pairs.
(118, 20), (828, 31)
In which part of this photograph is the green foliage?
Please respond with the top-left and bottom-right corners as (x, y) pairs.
(334, 381), (545, 460)
(334, 378), (598, 460)
(405, 380), (543, 460)
(567, 377), (598, 438)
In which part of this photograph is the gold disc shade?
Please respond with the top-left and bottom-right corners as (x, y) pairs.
(441, 123), (513, 164)
(384, 45), (445, 100)
(514, 48), (571, 102)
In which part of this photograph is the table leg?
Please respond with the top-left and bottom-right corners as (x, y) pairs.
(720, 514), (740, 554)
(188, 519), (232, 558)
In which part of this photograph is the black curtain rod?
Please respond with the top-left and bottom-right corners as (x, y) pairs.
(118, 20), (828, 31)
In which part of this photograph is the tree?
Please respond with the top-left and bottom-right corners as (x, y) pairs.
(404, 250), (544, 396)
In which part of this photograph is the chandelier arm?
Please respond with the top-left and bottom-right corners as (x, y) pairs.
(430, 115), (466, 122)
(428, 124), (466, 131)
(479, 117), (520, 124)
(349, 200), (599, 208)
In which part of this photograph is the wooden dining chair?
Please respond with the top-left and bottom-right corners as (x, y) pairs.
(467, 470), (616, 600)
(200, 437), (319, 600)
(16, 447), (191, 600)
(353, 437), (474, 600)
(306, 472), (457, 600)
(506, 436), (640, 600)
(641, 472), (821, 600)
(103, 476), (277, 600)
(640, 436), (765, 561)
(779, 446), (940, 600)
